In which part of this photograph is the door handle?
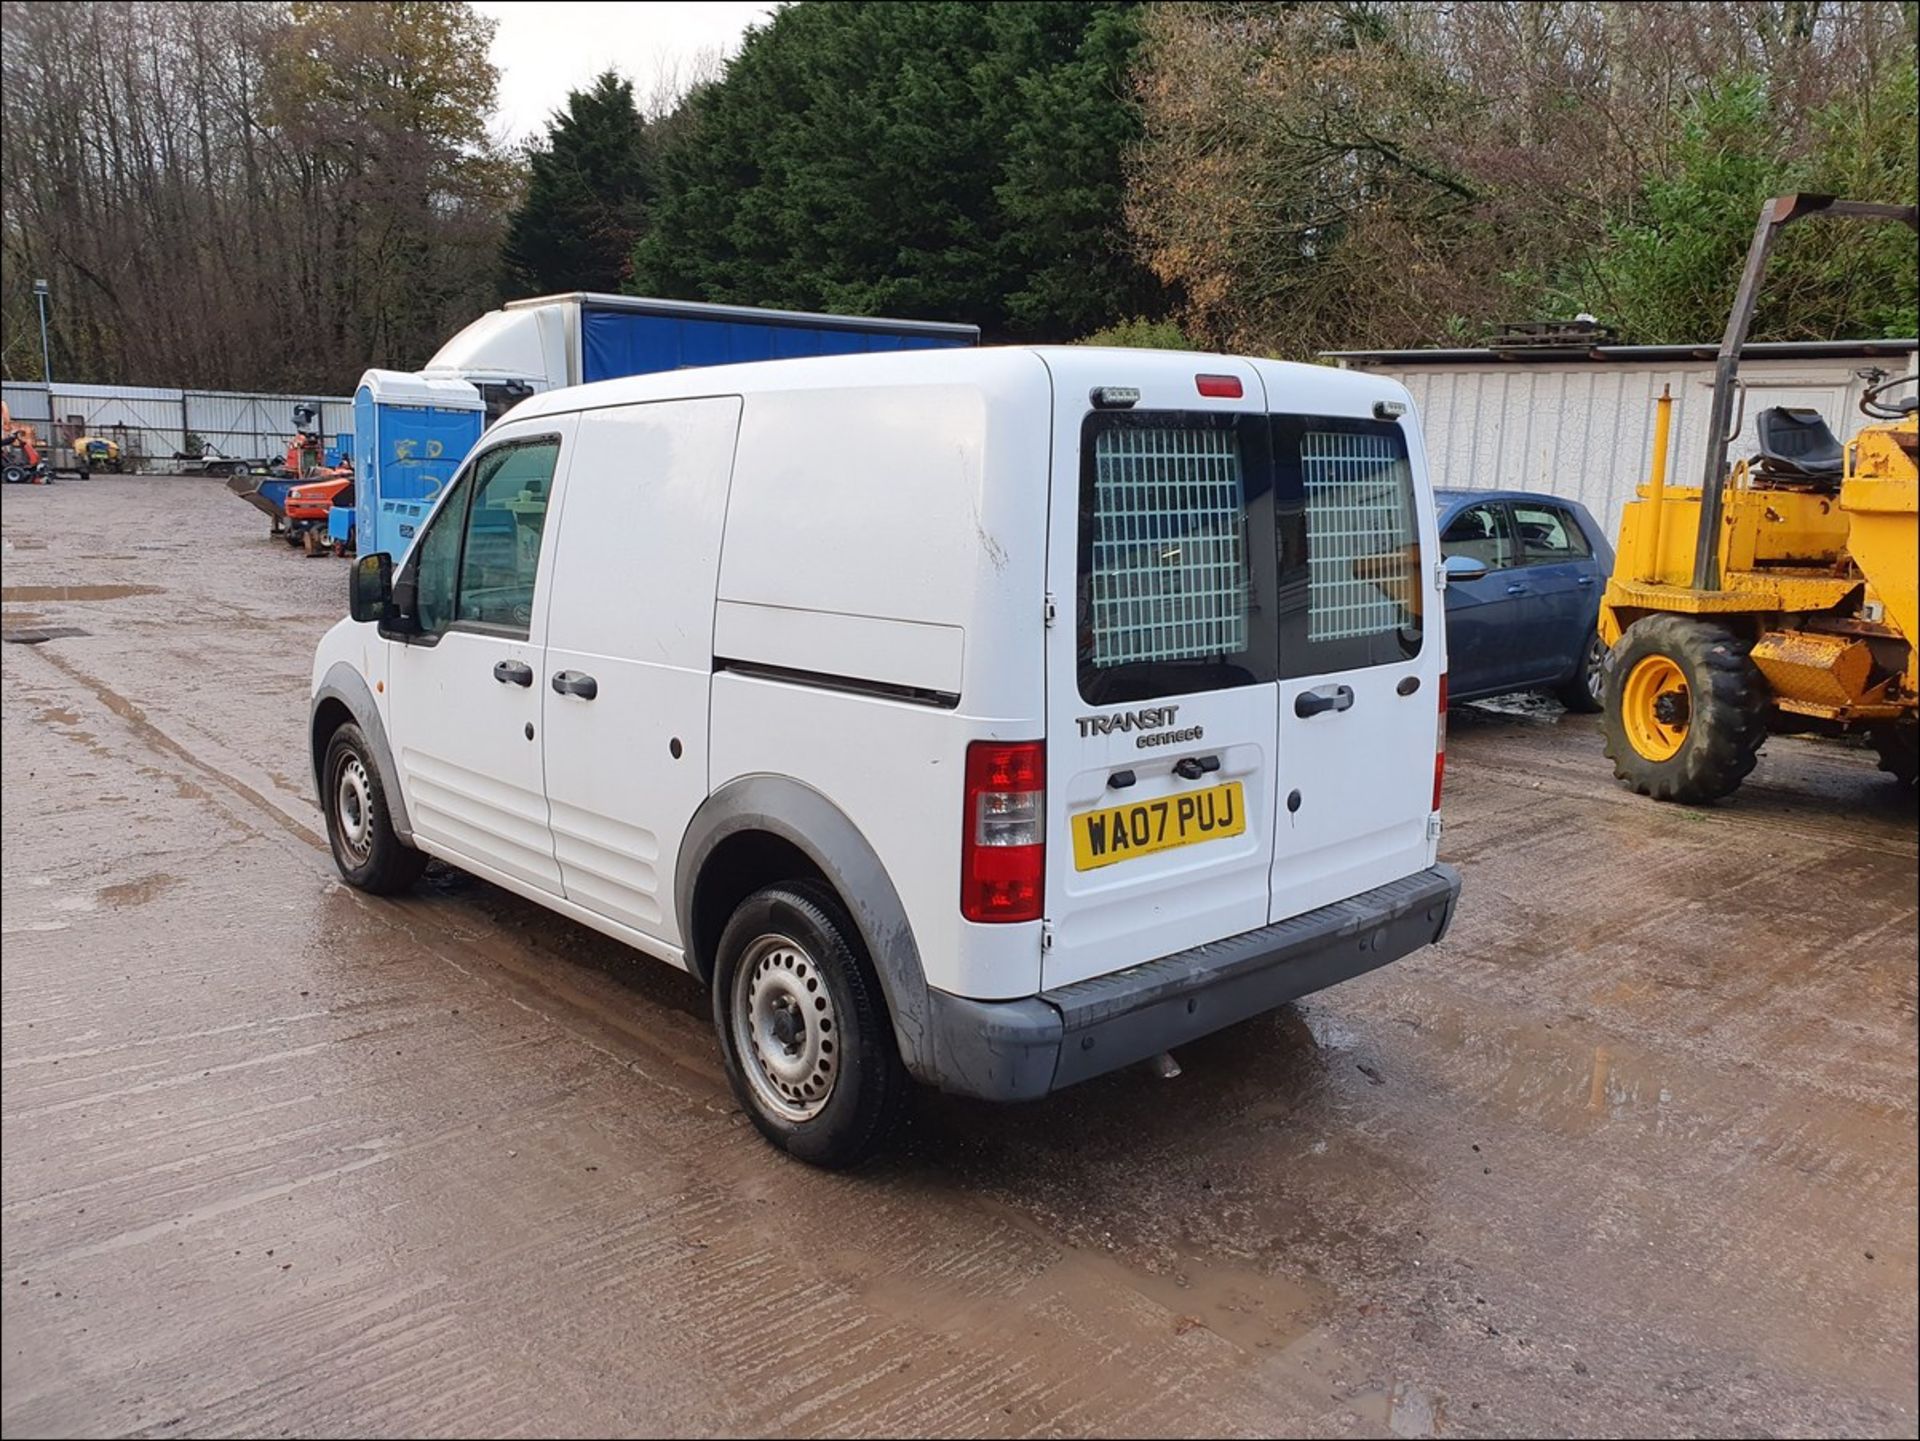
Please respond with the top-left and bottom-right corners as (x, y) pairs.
(1577, 575), (1594, 587)
(1506, 583), (1528, 595)
(492, 659), (533, 687)
(551, 669), (598, 700)
(1294, 685), (1354, 718)
(1172, 754), (1222, 780)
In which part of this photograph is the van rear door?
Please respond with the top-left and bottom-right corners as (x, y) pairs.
(1037, 358), (1280, 991)
(1258, 389), (1442, 922)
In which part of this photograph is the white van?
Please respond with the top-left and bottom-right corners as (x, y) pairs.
(310, 347), (1461, 1166)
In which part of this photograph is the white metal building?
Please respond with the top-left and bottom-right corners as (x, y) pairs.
(1, 381), (352, 472)
(1324, 338), (1918, 539)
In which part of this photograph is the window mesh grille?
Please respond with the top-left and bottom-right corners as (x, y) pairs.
(1089, 427), (1249, 667)
(1302, 430), (1416, 642)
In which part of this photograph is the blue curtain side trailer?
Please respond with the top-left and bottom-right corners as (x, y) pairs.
(353, 295), (979, 560)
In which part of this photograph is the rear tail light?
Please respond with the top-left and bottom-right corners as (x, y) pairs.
(961, 740), (1045, 923)
(1433, 672), (1448, 811)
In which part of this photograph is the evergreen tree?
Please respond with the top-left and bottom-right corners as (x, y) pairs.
(503, 71), (650, 296)
(630, 2), (1162, 338)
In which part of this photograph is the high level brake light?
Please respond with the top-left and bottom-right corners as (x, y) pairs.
(1195, 373), (1243, 399)
(961, 741), (1045, 923)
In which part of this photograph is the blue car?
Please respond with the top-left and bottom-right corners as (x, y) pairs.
(1437, 489), (1614, 712)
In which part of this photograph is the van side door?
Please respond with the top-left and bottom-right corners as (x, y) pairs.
(385, 417), (576, 892)
(538, 397), (744, 953)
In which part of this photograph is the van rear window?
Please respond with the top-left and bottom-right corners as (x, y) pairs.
(1088, 426), (1250, 667)
(1301, 429), (1419, 643)
(1076, 411), (1277, 705)
(1074, 409), (1421, 704)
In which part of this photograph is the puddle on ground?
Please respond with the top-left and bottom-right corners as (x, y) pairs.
(97, 873), (179, 907)
(1458, 692), (1570, 723)
(0, 584), (160, 602)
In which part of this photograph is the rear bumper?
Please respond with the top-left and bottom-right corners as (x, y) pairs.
(917, 863), (1461, 1102)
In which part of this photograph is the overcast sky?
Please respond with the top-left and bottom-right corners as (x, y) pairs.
(475, 1), (780, 145)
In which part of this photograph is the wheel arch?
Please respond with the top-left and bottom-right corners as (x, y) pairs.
(676, 776), (933, 1080)
(310, 662), (413, 843)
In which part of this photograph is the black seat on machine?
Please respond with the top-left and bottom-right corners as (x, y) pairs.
(1752, 406), (1844, 480)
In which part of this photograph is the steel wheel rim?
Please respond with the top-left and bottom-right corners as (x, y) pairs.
(1623, 654), (1689, 761)
(1584, 635), (1606, 705)
(334, 753), (374, 862)
(731, 932), (838, 1121)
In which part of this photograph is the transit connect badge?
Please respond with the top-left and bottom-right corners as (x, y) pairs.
(1076, 705), (1205, 748)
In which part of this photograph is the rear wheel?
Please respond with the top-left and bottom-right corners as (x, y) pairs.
(1870, 722), (1918, 789)
(322, 723), (425, 893)
(1603, 615), (1767, 803)
(711, 881), (907, 1168)
(1555, 629), (1606, 713)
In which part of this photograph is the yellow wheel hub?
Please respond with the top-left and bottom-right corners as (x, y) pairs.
(1622, 654), (1690, 762)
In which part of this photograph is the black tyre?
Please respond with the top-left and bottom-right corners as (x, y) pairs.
(2, 465), (25, 485)
(712, 881), (908, 1168)
(1554, 629), (1607, 713)
(1870, 722), (1918, 789)
(321, 722), (426, 893)
(1603, 615), (1768, 803)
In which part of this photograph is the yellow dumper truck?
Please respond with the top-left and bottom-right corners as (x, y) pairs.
(1599, 194), (1918, 802)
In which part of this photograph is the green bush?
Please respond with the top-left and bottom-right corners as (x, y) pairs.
(1079, 316), (1194, 350)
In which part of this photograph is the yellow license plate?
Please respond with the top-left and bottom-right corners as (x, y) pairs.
(1072, 781), (1247, 871)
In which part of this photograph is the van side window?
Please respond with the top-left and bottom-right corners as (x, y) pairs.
(1442, 502), (1513, 570)
(406, 473), (471, 637)
(454, 440), (560, 636)
(1273, 418), (1422, 676)
(1077, 411), (1277, 704)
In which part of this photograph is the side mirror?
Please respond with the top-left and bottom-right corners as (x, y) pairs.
(349, 552), (395, 625)
(1443, 553), (1489, 584)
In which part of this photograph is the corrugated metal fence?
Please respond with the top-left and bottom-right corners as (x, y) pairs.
(2, 381), (352, 473)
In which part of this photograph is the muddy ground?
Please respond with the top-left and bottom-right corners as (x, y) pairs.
(2, 476), (1915, 1439)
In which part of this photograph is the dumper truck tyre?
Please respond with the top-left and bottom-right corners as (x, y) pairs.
(322, 722), (427, 894)
(711, 880), (909, 1169)
(1870, 722), (1918, 789)
(1603, 615), (1767, 803)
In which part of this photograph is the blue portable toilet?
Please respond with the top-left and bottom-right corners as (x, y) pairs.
(353, 371), (485, 561)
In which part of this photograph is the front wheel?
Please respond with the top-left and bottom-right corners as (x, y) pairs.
(712, 882), (908, 1168)
(1555, 630), (1607, 714)
(1870, 722), (1918, 789)
(1602, 615), (1767, 803)
(322, 723), (425, 893)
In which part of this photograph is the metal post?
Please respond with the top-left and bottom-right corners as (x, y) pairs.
(32, 278), (51, 388)
(1690, 205), (1781, 594)
(1641, 384), (1674, 584)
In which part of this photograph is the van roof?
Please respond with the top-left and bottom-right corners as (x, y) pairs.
(505, 346), (1412, 420)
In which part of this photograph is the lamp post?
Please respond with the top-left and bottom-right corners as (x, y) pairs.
(33, 278), (51, 388)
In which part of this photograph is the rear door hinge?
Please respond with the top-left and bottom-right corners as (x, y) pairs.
(1427, 814), (1444, 842)
(1041, 919), (1055, 952)
(1434, 562), (1450, 592)
(1043, 592), (1058, 628)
